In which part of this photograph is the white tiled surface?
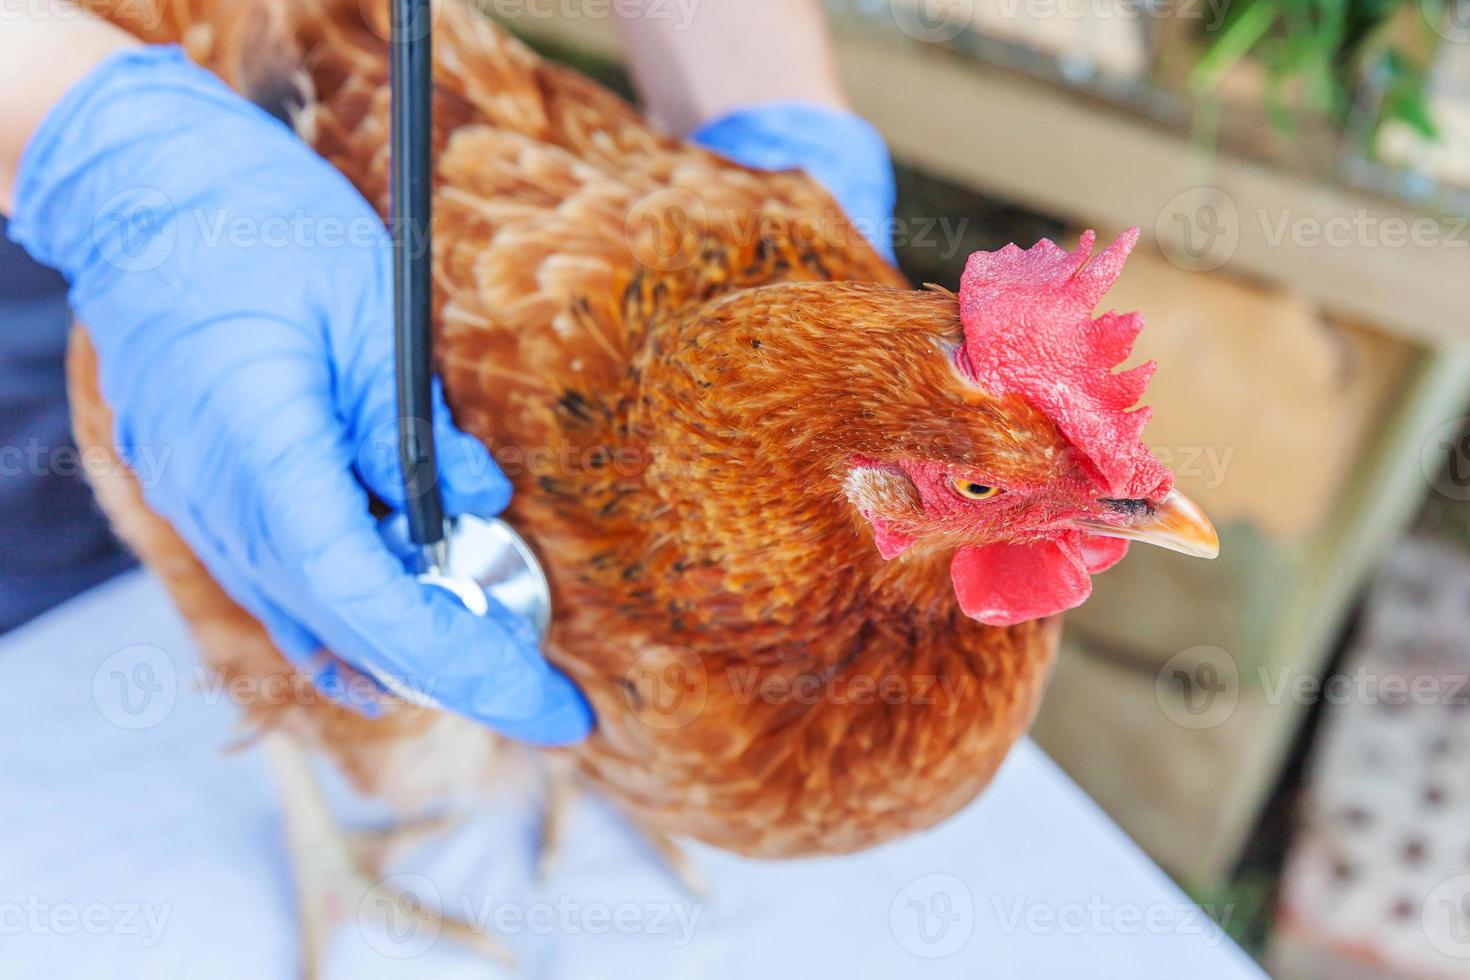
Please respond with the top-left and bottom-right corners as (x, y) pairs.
(1275, 539), (1470, 979)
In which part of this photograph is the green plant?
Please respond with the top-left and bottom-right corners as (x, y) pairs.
(1190, 0), (1441, 145)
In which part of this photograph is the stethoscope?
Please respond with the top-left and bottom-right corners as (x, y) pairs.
(384, 0), (552, 645)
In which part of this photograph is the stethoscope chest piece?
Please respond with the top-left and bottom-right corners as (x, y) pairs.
(385, 514), (553, 648)
(435, 515), (552, 646)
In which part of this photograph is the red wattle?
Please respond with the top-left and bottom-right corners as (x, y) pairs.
(950, 538), (1093, 627)
(1080, 536), (1129, 574)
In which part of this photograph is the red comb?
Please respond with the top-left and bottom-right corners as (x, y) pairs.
(957, 229), (1171, 499)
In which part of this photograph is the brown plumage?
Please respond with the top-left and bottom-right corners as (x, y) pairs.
(70, 0), (1066, 858)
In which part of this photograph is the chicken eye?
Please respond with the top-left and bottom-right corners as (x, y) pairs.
(952, 478), (1001, 500)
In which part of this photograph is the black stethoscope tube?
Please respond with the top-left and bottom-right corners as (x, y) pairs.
(390, 0), (445, 558)
(381, 1), (553, 643)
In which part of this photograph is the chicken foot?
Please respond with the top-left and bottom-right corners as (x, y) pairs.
(260, 732), (514, 977)
(623, 815), (708, 901)
(345, 809), (464, 877)
(535, 756), (707, 899)
(534, 755), (577, 882)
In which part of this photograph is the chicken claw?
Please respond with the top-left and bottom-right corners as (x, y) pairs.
(535, 756), (706, 899)
(261, 733), (514, 977)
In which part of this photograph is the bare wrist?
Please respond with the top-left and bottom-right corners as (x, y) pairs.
(0, 2), (140, 212)
(614, 0), (850, 137)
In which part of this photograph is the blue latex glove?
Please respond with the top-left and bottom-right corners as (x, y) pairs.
(8, 46), (592, 745)
(691, 102), (898, 266)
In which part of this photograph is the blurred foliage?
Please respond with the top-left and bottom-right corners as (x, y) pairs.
(1191, 0), (1443, 146)
(1186, 871), (1279, 960)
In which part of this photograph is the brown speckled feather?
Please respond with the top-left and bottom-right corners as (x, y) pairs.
(70, 0), (1059, 855)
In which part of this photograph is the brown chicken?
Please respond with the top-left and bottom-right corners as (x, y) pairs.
(68, 0), (1218, 960)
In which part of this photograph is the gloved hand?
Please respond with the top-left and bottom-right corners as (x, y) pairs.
(8, 46), (592, 745)
(691, 103), (898, 265)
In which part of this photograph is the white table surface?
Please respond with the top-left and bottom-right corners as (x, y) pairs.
(0, 570), (1266, 979)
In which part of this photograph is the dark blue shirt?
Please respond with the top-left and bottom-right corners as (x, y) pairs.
(1, 216), (134, 633)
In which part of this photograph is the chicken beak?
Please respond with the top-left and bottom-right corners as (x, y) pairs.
(1078, 490), (1220, 560)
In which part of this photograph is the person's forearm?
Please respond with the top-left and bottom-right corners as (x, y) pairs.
(0, 2), (139, 213)
(614, 0), (849, 137)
